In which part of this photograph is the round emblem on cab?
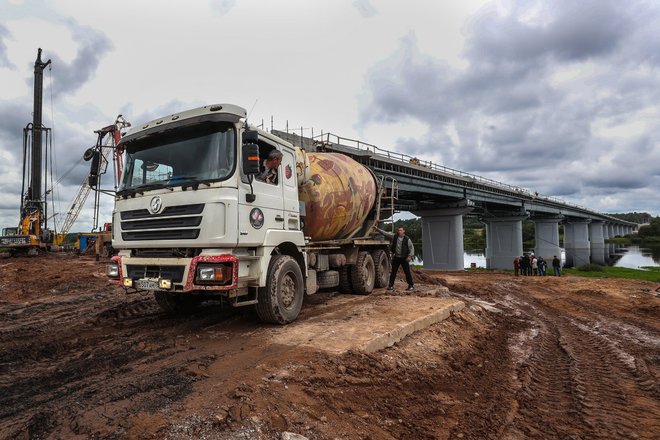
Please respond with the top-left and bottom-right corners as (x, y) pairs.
(149, 196), (163, 214)
(250, 208), (264, 229)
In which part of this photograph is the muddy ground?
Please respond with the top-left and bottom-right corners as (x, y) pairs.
(0, 254), (658, 440)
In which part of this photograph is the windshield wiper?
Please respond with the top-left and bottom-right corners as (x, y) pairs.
(117, 181), (167, 196)
(117, 188), (134, 196)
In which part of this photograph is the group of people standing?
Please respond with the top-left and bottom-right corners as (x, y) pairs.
(514, 254), (562, 276)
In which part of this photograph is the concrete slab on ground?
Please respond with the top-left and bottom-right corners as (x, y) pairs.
(269, 294), (465, 354)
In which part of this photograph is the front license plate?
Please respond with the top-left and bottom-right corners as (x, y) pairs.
(136, 279), (159, 290)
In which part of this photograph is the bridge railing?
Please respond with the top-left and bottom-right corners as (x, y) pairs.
(312, 132), (599, 215)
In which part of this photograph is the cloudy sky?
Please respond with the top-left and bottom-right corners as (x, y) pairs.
(0, 0), (659, 233)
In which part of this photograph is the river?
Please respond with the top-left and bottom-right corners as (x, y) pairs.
(413, 245), (660, 269)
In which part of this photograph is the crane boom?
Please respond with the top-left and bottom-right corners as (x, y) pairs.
(59, 177), (92, 238)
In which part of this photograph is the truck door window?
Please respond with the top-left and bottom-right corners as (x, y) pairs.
(255, 142), (280, 185)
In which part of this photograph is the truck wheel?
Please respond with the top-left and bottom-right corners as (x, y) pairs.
(101, 244), (114, 258)
(316, 270), (339, 289)
(338, 266), (353, 293)
(351, 251), (375, 295)
(256, 255), (304, 324)
(372, 249), (390, 288)
(154, 291), (199, 313)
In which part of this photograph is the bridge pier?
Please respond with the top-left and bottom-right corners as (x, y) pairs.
(589, 221), (606, 265)
(415, 203), (472, 270)
(481, 213), (526, 269)
(564, 219), (591, 267)
(531, 215), (562, 262)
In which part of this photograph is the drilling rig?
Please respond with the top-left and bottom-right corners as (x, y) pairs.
(0, 49), (53, 256)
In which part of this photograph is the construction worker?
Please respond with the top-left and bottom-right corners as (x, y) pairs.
(387, 227), (415, 291)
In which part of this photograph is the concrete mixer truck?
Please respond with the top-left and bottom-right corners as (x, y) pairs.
(106, 104), (393, 324)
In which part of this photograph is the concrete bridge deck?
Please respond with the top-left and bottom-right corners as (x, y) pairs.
(273, 130), (636, 270)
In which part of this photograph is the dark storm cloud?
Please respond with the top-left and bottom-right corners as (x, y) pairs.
(46, 18), (112, 98)
(466, 0), (633, 63)
(358, 0), (660, 212)
(0, 23), (14, 68)
(0, 100), (31, 153)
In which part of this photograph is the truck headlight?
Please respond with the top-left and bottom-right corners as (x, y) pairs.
(196, 264), (233, 285)
(122, 278), (134, 288)
(106, 263), (120, 278)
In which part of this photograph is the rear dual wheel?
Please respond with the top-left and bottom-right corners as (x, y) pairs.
(350, 251), (375, 295)
(372, 249), (390, 288)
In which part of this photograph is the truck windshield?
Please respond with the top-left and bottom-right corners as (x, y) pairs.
(119, 122), (236, 193)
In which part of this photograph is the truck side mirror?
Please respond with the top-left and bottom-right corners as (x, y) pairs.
(87, 150), (101, 188)
(242, 143), (261, 175)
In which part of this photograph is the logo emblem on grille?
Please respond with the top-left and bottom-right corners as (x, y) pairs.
(149, 196), (163, 214)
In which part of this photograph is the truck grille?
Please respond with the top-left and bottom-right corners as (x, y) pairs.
(126, 265), (185, 282)
(120, 203), (204, 241)
(120, 203), (204, 220)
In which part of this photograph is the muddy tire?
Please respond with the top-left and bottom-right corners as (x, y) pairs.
(154, 291), (199, 313)
(351, 251), (375, 295)
(372, 249), (389, 288)
(255, 255), (304, 324)
(316, 270), (339, 289)
(338, 266), (353, 294)
(101, 244), (114, 259)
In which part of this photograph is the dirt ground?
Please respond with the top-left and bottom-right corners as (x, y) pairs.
(0, 254), (658, 440)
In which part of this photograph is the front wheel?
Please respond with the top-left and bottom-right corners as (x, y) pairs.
(255, 255), (304, 324)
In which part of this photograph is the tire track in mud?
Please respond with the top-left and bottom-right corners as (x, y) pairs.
(490, 283), (659, 440)
(444, 279), (659, 440)
(0, 291), (242, 439)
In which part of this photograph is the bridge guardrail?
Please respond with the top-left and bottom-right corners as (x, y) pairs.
(310, 132), (624, 221)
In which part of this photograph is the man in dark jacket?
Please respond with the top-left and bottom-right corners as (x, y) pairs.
(552, 255), (561, 276)
(387, 227), (415, 291)
(520, 254), (529, 276)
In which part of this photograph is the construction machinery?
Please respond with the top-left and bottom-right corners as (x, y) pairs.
(0, 49), (130, 256)
(0, 49), (53, 255)
(51, 115), (130, 249)
(106, 104), (396, 324)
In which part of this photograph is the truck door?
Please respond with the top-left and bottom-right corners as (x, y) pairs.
(280, 148), (301, 231)
(237, 140), (285, 246)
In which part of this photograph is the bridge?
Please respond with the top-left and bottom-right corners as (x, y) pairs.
(273, 130), (636, 270)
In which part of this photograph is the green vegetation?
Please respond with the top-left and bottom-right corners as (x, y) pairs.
(392, 217), (488, 252)
(609, 212), (652, 224)
(575, 264), (605, 272)
(632, 216), (660, 241)
(564, 265), (660, 282)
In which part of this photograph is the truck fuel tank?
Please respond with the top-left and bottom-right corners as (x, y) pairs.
(298, 152), (377, 241)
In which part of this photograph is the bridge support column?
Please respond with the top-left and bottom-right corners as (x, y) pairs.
(415, 203), (473, 270)
(564, 219), (591, 267)
(532, 216), (562, 262)
(608, 224), (615, 238)
(589, 221), (606, 265)
(482, 213), (527, 270)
